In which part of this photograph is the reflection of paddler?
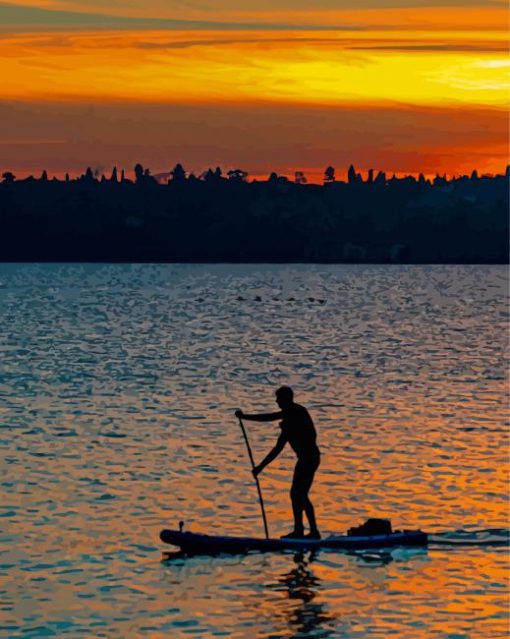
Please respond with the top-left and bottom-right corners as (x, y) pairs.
(236, 386), (321, 539)
(281, 552), (319, 602)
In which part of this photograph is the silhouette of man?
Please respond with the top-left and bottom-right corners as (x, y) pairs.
(236, 386), (321, 539)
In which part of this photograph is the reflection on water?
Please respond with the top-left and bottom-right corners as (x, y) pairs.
(1, 263), (508, 638)
(279, 554), (333, 639)
(273, 552), (335, 639)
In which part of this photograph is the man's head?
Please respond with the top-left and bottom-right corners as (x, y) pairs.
(276, 385), (294, 409)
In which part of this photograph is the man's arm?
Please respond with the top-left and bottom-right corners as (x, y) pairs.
(235, 409), (282, 422)
(253, 432), (287, 476)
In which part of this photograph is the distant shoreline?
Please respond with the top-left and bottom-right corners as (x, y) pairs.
(1, 167), (508, 264)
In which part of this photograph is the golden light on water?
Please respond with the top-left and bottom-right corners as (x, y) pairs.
(2, 263), (509, 636)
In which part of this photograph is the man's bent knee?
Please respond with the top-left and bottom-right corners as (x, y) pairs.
(291, 488), (305, 504)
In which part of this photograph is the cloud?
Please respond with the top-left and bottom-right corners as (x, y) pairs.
(0, 137), (67, 144)
(131, 35), (507, 53)
(352, 42), (508, 52)
(33, 0), (508, 11)
(1, 1), (505, 32)
(133, 36), (359, 50)
(0, 2), (359, 30)
(1, 27), (506, 108)
(241, 0), (505, 7)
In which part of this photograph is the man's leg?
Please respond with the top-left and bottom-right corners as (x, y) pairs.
(290, 466), (305, 534)
(290, 492), (304, 534)
(301, 458), (320, 537)
(303, 497), (318, 534)
(282, 463), (305, 538)
(283, 459), (320, 539)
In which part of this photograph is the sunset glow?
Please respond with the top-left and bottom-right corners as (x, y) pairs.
(0, 1), (508, 178)
(1, 30), (508, 107)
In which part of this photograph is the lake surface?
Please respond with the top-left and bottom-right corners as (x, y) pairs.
(1, 263), (508, 639)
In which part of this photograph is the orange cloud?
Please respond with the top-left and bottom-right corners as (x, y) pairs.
(0, 29), (508, 108)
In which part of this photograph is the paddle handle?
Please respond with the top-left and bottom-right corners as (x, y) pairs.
(237, 416), (270, 539)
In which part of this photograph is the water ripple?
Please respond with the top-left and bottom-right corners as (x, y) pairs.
(0, 263), (508, 638)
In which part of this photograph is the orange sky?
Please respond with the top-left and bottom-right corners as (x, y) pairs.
(0, 2), (508, 179)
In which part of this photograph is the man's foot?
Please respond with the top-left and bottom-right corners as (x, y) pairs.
(305, 530), (321, 540)
(281, 530), (305, 539)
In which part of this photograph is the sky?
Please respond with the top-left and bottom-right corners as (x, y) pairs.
(0, 0), (508, 180)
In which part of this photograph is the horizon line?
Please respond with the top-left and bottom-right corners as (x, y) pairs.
(3, 164), (509, 184)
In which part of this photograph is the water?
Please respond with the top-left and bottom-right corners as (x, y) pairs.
(1, 263), (508, 639)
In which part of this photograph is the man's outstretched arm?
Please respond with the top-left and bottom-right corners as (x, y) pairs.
(253, 433), (287, 476)
(235, 409), (282, 422)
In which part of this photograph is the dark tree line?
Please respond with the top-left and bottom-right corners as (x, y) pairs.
(0, 163), (508, 263)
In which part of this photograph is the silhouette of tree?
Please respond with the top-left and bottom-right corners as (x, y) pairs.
(170, 163), (186, 183)
(471, 170), (479, 180)
(295, 171), (307, 185)
(324, 166), (335, 184)
(134, 163), (144, 184)
(374, 171), (386, 186)
(1, 171), (15, 183)
(227, 168), (248, 182)
(40, 170), (48, 181)
(110, 167), (118, 183)
(367, 169), (374, 184)
(347, 164), (357, 185)
(203, 166), (224, 182)
(267, 172), (290, 186)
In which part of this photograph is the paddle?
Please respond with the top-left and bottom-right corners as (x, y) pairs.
(237, 416), (270, 539)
